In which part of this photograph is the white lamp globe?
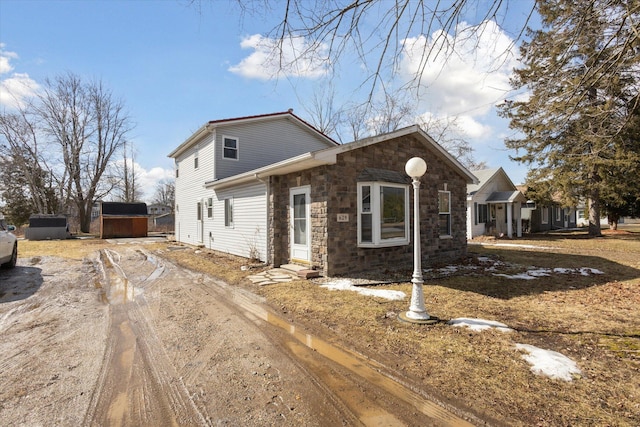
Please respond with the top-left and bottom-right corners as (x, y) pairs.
(405, 157), (427, 178)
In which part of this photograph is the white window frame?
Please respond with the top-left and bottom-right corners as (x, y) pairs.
(207, 197), (213, 219)
(222, 135), (239, 160)
(194, 147), (199, 169)
(224, 198), (234, 228)
(555, 206), (562, 222)
(438, 190), (451, 238)
(541, 207), (549, 224)
(357, 182), (409, 247)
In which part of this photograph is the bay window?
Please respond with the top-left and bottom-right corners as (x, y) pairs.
(358, 182), (409, 247)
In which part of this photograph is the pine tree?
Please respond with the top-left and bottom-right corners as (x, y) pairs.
(500, 0), (640, 236)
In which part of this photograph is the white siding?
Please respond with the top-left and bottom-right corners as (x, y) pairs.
(215, 117), (332, 179)
(174, 132), (215, 246)
(466, 172), (514, 239)
(203, 182), (268, 261)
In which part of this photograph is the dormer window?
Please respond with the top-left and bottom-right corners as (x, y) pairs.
(223, 136), (238, 160)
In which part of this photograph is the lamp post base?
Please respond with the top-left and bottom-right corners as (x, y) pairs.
(398, 312), (439, 325)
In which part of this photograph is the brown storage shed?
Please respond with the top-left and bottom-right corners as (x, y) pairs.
(100, 202), (149, 239)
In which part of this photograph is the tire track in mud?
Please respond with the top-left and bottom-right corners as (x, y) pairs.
(83, 249), (206, 427)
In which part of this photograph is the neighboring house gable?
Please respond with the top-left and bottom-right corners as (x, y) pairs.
(466, 167), (526, 239)
(205, 125), (478, 276)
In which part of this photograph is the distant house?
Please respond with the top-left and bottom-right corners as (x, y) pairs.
(518, 187), (578, 232)
(169, 110), (477, 276)
(467, 168), (526, 239)
(147, 204), (172, 216)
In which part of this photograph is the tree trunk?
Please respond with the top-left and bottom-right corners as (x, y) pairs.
(587, 193), (602, 237)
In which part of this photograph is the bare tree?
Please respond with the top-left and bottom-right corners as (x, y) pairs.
(416, 114), (487, 170)
(2, 72), (134, 233)
(152, 180), (175, 211)
(303, 84), (342, 139)
(112, 141), (142, 202)
(0, 102), (68, 215)
(255, 0), (536, 100)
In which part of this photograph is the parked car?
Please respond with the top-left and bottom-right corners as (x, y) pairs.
(0, 222), (18, 269)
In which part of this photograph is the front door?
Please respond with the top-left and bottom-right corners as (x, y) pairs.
(290, 186), (311, 263)
(196, 200), (203, 243)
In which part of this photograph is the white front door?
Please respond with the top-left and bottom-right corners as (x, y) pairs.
(290, 186), (311, 263)
(196, 200), (203, 243)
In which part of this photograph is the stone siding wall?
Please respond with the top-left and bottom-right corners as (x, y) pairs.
(269, 134), (468, 276)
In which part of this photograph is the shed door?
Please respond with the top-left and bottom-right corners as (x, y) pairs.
(290, 186), (311, 263)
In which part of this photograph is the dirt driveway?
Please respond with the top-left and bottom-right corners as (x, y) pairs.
(0, 242), (470, 426)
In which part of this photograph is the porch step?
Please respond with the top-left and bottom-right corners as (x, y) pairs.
(279, 264), (308, 272)
(297, 269), (320, 279)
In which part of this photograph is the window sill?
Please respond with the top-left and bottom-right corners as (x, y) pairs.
(358, 240), (410, 248)
(439, 235), (453, 240)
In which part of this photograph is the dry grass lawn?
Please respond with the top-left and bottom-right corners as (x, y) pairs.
(16, 227), (640, 426)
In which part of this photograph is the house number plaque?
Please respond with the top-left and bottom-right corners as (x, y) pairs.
(337, 214), (349, 222)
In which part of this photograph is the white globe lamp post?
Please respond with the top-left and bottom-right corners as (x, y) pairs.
(399, 157), (437, 324)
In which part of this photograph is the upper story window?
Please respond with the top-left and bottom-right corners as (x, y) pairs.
(357, 182), (409, 247)
(223, 136), (238, 160)
(194, 148), (199, 169)
(438, 190), (451, 237)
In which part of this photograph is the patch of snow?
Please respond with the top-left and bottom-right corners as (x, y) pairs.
(526, 268), (552, 277)
(448, 318), (513, 332)
(515, 343), (582, 381)
(579, 267), (604, 276)
(493, 273), (538, 280)
(495, 266), (605, 280)
(321, 279), (406, 301)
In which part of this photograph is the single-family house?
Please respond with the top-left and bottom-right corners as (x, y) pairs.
(518, 186), (579, 232)
(169, 111), (477, 276)
(466, 167), (526, 239)
(147, 204), (172, 216)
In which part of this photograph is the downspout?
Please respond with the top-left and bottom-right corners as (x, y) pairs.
(255, 173), (271, 265)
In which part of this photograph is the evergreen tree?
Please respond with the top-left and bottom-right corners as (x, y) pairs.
(500, 0), (640, 236)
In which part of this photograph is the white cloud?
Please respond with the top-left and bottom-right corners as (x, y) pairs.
(110, 158), (174, 203)
(0, 45), (40, 109)
(136, 164), (174, 203)
(229, 34), (329, 80)
(400, 20), (520, 134)
(0, 44), (18, 74)
(0, 73), (40, 109)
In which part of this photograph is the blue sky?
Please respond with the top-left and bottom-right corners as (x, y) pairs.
(1, 0), (537, 201)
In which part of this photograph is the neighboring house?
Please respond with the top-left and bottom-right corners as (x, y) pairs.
(147, 204), (172, 216)
(518, 186), (578, 232)
(467, 168), (526, 239)
(170, 112), (477, 276)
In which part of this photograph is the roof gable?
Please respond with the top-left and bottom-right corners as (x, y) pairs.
(467, 167), (517, 195)
(168, 110), (337, 159)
